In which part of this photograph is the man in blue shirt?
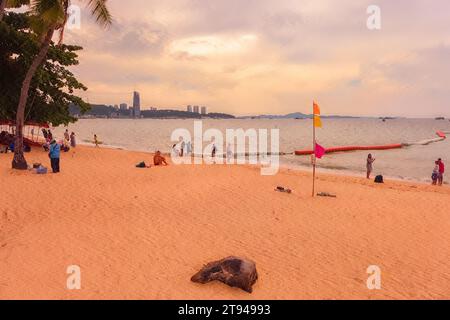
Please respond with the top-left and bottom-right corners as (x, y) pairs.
(49, 140), (61, 173)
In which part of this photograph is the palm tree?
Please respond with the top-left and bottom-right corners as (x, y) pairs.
(0, 1), (5, 21)
(11, 0), (112, 169)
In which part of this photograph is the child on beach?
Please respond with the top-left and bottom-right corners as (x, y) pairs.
(94, 134), (99, 147)
(432, 161), (440, 185)
(366, 154), (375, 179)
(211, 143), (217, 159)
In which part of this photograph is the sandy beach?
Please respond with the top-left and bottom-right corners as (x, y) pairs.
(1, 146), (450, 300)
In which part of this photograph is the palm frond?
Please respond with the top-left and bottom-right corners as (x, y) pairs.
(30, 0), (65, 27)
(85, 0), (112, 28)
(5, 0), (30, 8)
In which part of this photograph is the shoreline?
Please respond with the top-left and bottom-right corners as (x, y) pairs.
(68, 141), (446, 186)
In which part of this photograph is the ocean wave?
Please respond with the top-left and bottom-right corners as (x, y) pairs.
(402, 137), (445, 146)
(190, 152), (290, 158)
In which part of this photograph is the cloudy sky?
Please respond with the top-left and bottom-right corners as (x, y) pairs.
(65, 0), (450, 117)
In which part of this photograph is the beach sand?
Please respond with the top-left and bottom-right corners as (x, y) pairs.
(1, 146), (450, 300)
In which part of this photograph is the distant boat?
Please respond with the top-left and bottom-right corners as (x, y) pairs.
(435, 117), (445, 120)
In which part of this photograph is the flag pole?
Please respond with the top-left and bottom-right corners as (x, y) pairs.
(312, 102), (316, 197)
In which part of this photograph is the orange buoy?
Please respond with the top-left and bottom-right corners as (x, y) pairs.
(295, 144), (403, 156)
(436, 131), (447, 138)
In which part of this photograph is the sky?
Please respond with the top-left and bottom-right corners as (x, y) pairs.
(64, 0), (450, 117)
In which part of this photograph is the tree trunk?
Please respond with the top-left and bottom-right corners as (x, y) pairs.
(12, 26), (55, 170)
(0, 0), (6, 22)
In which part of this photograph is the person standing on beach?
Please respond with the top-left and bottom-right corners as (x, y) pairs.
(64, 129), (70, 142)
(366, 154), (375, 179)
(94, 134), (99, 147)
(211, 143), (217, 162)
(186, 141), (192, 156)
(42, 128), (48, 140)
(432, 161), (440, 185)
(180, 139), (185, 157)
(438, 158), (445, 186)
(226, 143), (233, 162)
(70, 132), (76, 148)
(47, 130), (53, 142)
(49, 140), (61, 173)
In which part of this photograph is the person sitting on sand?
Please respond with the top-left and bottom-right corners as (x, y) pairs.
(61, 139), (70, 152)
(438, 158), (445, 186)
(154, 151), (168, 166)
(366, 154), (375, 179)
(432, 161), (440, 185)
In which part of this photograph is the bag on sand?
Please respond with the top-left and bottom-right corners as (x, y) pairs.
(374, 175), (384, 183)
(36, 166), (48, 174)
(136, 161), (147, 168)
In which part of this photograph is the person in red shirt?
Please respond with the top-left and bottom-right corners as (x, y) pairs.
(438, 158), (445, 186)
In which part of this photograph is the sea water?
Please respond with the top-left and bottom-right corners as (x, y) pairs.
(53, 118), (450, 183)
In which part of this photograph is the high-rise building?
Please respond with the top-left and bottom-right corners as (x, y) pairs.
(201, 106), (207, 115)
(187, 105), (193, 113)
(193, 105), (200, 114)
(133, 91), (141, 118)
(120, 103), (127, 110)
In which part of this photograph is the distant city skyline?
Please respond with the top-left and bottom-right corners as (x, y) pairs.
(132, 91), (141, 118)
(66, 0), (450, 117)
(110, 92), (211, 115)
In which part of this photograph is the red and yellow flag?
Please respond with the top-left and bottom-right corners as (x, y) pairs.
(313, 102), (321, 115)
(313, 101), (322, 128)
